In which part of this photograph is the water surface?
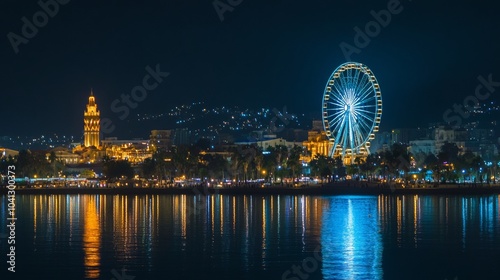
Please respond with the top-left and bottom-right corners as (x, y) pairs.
(1, 194), (499, 279)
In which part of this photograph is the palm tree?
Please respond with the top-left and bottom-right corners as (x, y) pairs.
(310, 154), (336, 182)
(254, 150), (264, 179)
(423, 153), (439, 182)
(230, 147), (242, 182)
(287, 145), (303, 184)
(269, 145), (288, 182)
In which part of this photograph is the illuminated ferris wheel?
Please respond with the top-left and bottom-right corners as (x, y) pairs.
(322, 62), (382, 164)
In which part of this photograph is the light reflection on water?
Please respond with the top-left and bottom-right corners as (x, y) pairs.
(83, 196), (100, 279)
(0, 194), (499, 279)
(321, 196), (382, 280)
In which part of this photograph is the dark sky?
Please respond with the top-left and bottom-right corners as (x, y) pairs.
(2, 0), (500, 137)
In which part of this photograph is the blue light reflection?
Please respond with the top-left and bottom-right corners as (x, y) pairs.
(321, 196), (382, 280)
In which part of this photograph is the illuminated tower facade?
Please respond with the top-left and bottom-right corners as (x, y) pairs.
(84, 90), (100, 147)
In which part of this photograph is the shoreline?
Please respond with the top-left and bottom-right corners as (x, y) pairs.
(2, 183), (500, 196)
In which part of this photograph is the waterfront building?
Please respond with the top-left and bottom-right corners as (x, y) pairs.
(235, 137), (302, 151)
(101, 137), (152, 164)
(434, 126), (466, 154)
(301, 120), (333, 162)
(150, 130), (173, 152)
(409, 139), (436, 155)
(49, 147), (80, 164)
(0, 147), (19, 158)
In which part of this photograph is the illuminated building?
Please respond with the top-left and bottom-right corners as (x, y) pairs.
(434, 126), (466, 153)
(71, 91), (105, 163)
(173, 128), (191, 146)
(84, 90), (100, 148)
(409, 139), (436, 155)
(102, 138), (152, 164)
(150, 130), (173, 152)
(235, 137), (302, 151)
(302, 121), (333, 162)
(0, 147), (18, 158)
(49, 147), (80, 164)
(148, 129), (191, 151)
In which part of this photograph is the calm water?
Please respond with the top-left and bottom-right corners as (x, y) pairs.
(1, 194), (499, 279)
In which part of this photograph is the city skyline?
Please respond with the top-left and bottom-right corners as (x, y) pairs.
(3, 2), (500, 279)
(2, 1), (500, 136)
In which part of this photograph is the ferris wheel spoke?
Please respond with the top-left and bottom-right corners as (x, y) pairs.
(327, 105), (345, 112)
(351, 111), (370, 131)
(355, 115), (372, 134)
(327, 98), (345, 108)
(354, 114), (375, 123)
(337, 73), (348, 92)
(354, 110), (373, 122)
(356, 129), (367, 148)
(342, 114), (351, 144)
(354, 107), (376, 115)
(355, 114), (376, 132)
(353, 87), (372, 107)
(328, 109), (345, 120)
(333, 114), (348, 148)
(327, 103), (345, 112)
(353, 72), (368, 96)
(353, 102), (375, 109)
(328, 110), (344, 127)
(352, 111), (372, 127)
(331, 112), (348, 130)
(326, 109), (345, 119)
(352, 125), (363, 148)
(348, 114), (356, 150)
(354, 97), (376, 107)
(346, 69), (353, 87)
(355, 109), (375, 120)
(344, 114), (350, 148)
(353, 81), (374, 105)
(353, 105), (376, 112)
(354, 75), (372, 96)
(329, 112), (346, 128)
(346, 73), (356, 98)
(332, 84), (348, 103)
(345, 69), (355, 87)
(327, 108), (345, 119)
(338, 73), (352, 99)
(353, 126), (369, 147)
(354, 88), (374, 102)
(348, 114), (354, 144)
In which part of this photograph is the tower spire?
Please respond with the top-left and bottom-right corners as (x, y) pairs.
(84, 90), (100, 148)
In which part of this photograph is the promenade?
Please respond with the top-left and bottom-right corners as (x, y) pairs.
(2, 182), (500, 196)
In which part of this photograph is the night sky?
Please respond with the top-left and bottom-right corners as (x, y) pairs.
(2, 0), (500, 137)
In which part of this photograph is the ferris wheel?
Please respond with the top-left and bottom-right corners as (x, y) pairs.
(322, 62), (382, 164)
